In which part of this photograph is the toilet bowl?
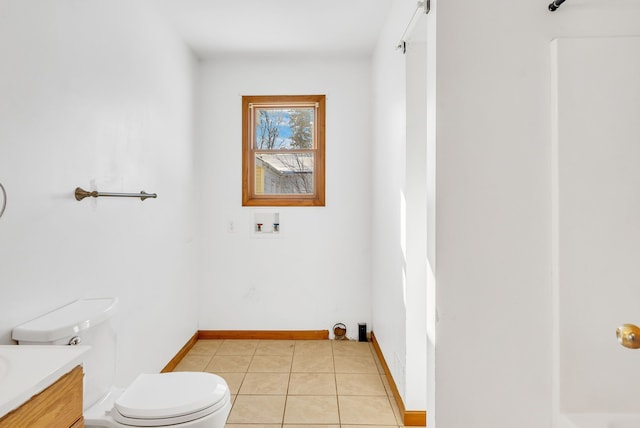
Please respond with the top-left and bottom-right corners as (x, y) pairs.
(84, 373), (231, 428)
(12, 298), (231, 428)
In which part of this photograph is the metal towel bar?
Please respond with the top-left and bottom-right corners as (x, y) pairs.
(75, 187), (157, 202)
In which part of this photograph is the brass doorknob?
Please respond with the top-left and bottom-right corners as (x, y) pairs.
(616, 324), (640, 349)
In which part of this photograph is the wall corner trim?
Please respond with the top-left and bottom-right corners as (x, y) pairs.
(371, 332), (427, 426)
(161, 331), (199, 373)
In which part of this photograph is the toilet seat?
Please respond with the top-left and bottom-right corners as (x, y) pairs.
(111, 372), (230, 427)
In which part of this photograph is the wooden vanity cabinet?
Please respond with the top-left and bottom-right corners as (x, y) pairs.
(0, 365), (84, 428)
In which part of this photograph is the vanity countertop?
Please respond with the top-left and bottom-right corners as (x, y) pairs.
(0, 345), (89, 417)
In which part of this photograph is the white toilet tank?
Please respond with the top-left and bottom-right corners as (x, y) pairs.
(12, 298), (119, 410)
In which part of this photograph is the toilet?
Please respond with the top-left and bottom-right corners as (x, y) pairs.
(12, 298), (231, 428)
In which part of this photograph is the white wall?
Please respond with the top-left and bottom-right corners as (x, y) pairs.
(371, 0), (428, 411)
(425, 1), (438, 420)
(197, 56), (372, 337)
(0, 0), (199, 386)
(405, 39), (428, 411)
(430, 0), (640, 427)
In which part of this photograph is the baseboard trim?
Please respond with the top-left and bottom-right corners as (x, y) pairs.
(405, 410), (428, 426)
(161, 331), (199, 373)
(371, 332), (427, 426)
(198, 330), (329, 340)
(163, 330), (329, 373)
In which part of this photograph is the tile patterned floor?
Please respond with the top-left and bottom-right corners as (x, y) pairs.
(172, 339), (424, 428)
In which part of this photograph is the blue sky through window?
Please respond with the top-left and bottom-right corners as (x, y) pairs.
(255, 108), (313, 150)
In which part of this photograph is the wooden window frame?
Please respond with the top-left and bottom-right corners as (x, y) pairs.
(242, 94), (325, 206)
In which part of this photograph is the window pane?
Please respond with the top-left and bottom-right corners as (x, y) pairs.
(255, 153), (314, 195)
(254, 107), (314, 150)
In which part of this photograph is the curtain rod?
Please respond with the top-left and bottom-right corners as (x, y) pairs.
(396, 0), (430, 54)
(548, 0), (566, 11)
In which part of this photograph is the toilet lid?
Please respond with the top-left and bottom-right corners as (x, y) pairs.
(114, 372), (229, 421)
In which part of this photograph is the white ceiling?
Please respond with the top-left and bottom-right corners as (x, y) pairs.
(154, 0), (394, 59)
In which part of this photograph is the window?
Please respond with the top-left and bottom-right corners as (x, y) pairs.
(242, 95), (325, 206)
